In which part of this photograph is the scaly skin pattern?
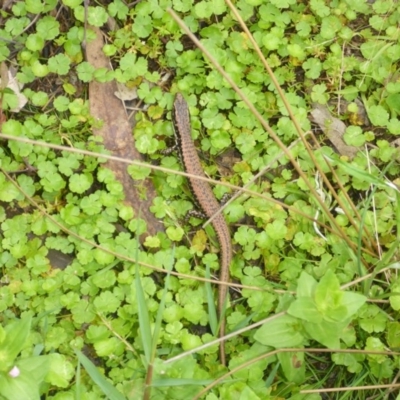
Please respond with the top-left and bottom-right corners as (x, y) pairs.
(173, 93), (232, 365)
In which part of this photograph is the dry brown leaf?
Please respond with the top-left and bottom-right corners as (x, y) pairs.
(85, 26), (162, 237)
(310, 104), (361, 159)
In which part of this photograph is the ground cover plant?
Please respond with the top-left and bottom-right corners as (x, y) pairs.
(1, 0), (400, 398)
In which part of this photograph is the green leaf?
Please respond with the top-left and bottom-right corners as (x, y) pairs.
(386, 94), (400, 115)
(69, 173), (93, 194)
(194, 1), (213, 18)
(62, 0), (82, 6)
(119, 53), (148, 80)
(17, 356), (50, 383)
(40, 172), (66, 192)
(48, 53), (71, 75)
(210, 129), (231, 150)
(296, 20), (312, 38)
(46, 354), (74, 388)
(320, 15), (342, 39)
(0, 316), (31, 369)
(254, 314), (304, 348)
(108, 0), (129, 19)
(30, 60), (49, 77)
(368, 105), (389, 126)
(389, 279), (400, 311)
(54, 95), (70, 111)
(287, 298), (321, 323)
(93, 291), (121, 313)
(132, 14), (153, 38)
(83, 6), (109, 27)
(0, 174), (21, 202)
(1, 88), (19, 111)
(166, 226), (185, 241)
(359, 306), (387, 333)
(76, 62), (95, 82)
(365, 337), (386, 362)
(311, 83), (329, 104)
(344, 125), (366, 147)
(269, 0), (295, 8)
(302, 58), (322, 79)
(387, 322), (400, 348)
(25, 0), (43, 13)
(303, 319), (344, 348)
(265, 219), (288, 241)
(278, 351), (305, 384)
(0, 370), (40, 400)
(93, 68), (114, 82)
(387, 118), (400, 134)
(287, 44), (306, 60)
(202, 109), (225, 129)
(297, 271), (317, 298)
(340, 291), (366, 319)
(332, 352), (364, 373)
(25, 34), (45, 51)
(0, 42), (10, 62)
(26, 254), (49, 275)
(36, 15), (60, 40)
(31, 91), (49, 106)
(94, 337), (124, 357)
(314, 270), (343, 318)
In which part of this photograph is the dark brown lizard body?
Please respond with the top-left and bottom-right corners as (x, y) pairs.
(173, 93), (232, 365)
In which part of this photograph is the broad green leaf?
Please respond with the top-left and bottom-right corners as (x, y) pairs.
(314, 270), (343, 316)
(278, 351), (305, 384)
(340, 291), (367, 319)
(287, 298), (321, 323)
(389, 279), (400, 310)
(254, 314), (304, 348)
(303, 320), (344, 348)
(387, 322), (400, 348)
(0, 325), (5, 344)
(0, 371), (40, 400)
(0, 316), (32, 368)
(17, 356), (50, 383)
(295, 272), (317, 298)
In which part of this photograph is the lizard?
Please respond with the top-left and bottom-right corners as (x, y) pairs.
(172, 93), (232, 365)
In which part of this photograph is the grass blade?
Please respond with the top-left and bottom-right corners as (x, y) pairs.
(135, 262), (152, 365)
(74, 350), (126, 400)
(151, 248), (174, 360)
